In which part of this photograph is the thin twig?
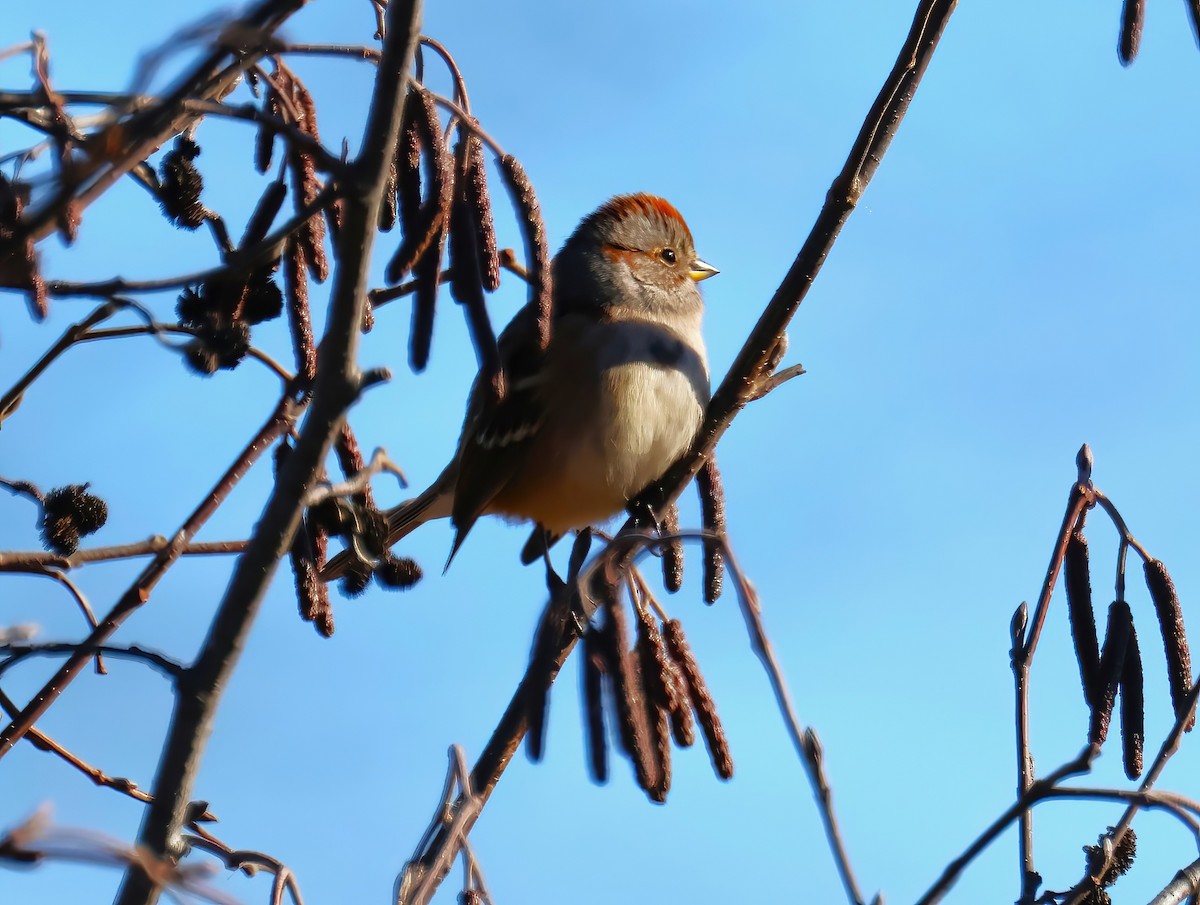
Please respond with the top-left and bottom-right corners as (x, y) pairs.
(0, 686), (160, 807)
(184, 826), (307, 905)
(0, 300), (119, 426)
(301, 447), (407, 506)
(0, 642), (184, 681)
(45, 184), (338, 300)
(0, 540), (246, 570)
(7, 566), (105, 673)
(77, 324), (294, 384)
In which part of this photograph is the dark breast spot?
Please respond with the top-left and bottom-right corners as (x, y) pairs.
(648, 336), (685, 366)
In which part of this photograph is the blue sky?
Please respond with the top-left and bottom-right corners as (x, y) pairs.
(3, 1), (1200, 903)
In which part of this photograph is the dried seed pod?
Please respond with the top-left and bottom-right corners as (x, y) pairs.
(635, 602), (694, 750)
(1119, 615), (1144, 779)
(333, 423), (374, 508)
(282, 236), (317, 383)
(463, 128), (500, 291)
(182, 322), (251, 374)
(567, 527), (593, 580)
(1145, 558), (1194, 730)
(176, 287), (206, 326)
(1065, 529), (1101, 708)
(1086, 827), (1137, 888)
(409, 220), (446, 372)
(497, 154), (552, 350)
(28, 271), (48, 321)
(375, 555), (422, 590)
(596, 577), (660, 795)
(56, 199), (81, 246)
(378, 153), (398, 232)
(283, 76), (329, 283)
(255, 88), (281, 174)
(633, 606), (672, 800)
(289, 515), (333, 638)
(241, 179), (288, 248)
(240, 269), (284, 325)
(0, 175), (44, 318)
(647, 689), (671, 801)
(633, 600), (691, 739)
(697, 458), (726, 604)
(338, 561), (373, 598)
(396, 90), (424, 233)
(660, 503), (684, 593)
(1118, 0), (1145, 65)
(525, 592), (572, 763)
(581, 623), (608, 783)
(385, 91), (452, 284)
(448, 127), (502, 395)
(664, 619), (732, 779)
(40, 484), (108, 555)
(159, 137), (206, 230)
(1089, 602), (1132, 748)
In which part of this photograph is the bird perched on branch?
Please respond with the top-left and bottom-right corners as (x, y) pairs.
(322, 193), (717, 580)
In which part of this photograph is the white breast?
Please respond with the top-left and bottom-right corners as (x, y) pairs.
(601, 359), (706, 495)
(513, 314), (709, 533)
(586, 317), (709, 498)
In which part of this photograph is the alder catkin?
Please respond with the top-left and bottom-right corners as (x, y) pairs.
(1144, 558), (1194, 730)
(1065, 529), (1101, 708)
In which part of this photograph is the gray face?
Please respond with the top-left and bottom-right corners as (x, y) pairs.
(553, 194), (707, 321)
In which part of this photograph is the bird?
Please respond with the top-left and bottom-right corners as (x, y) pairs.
(321, 193), (717, 580)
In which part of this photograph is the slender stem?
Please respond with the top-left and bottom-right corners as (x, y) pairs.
(0, 301), (118, 424)
(0, 540), (246, 570)
(0, 643), (184, 681)
(45, 184), (337, 300)
(77, 324), (294, 384)
(1009, 482), (1089, 900)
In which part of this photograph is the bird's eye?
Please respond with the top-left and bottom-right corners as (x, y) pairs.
(659, 248), (677, 265)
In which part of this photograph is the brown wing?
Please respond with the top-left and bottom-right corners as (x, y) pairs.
(446, 302), (546, 564)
